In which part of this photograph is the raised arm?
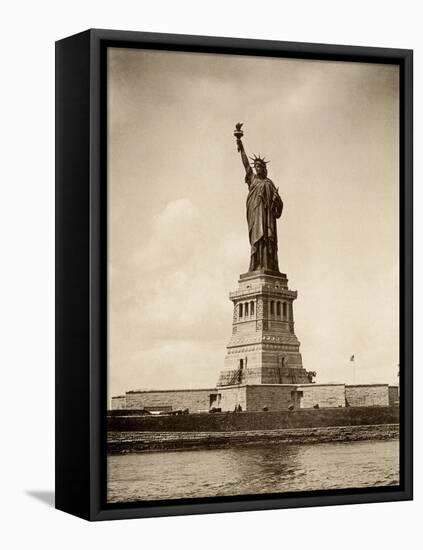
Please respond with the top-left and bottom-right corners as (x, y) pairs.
(236, 137), (253, 178)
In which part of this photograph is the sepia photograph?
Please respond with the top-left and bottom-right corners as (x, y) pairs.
(2, 0), (419, 543)
(106, 46), (400, 504)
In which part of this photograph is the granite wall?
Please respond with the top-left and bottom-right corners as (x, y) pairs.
(123, 388), (217, 412)
(111, 396), (126, 410)
(246, 384), (294, 411)
(219, 385), (247, 411)
(112, 383), (396, 413)
(297, 384), (346, 409)
(218, 384), (346, 412)
(345, 385), (389, 407)
(389, 385), (399, 405)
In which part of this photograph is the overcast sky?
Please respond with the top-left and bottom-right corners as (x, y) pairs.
(107, 47), (399, 398)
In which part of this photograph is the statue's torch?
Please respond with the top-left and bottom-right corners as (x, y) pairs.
(234, 122), (244, 152)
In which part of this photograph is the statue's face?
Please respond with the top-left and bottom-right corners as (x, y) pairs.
(254, 162), (266, 177)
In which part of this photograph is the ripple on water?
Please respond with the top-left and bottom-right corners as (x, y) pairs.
(107, 439), (399, 503)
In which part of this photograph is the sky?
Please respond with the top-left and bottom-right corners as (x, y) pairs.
(107, 47), (399, 398)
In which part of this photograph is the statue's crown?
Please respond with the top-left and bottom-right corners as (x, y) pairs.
(249, 154), (269, 166)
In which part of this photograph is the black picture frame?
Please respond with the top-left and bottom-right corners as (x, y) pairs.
(55, 28), (413, 521)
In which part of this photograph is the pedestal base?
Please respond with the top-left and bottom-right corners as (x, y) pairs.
(217, 270), (312, 387)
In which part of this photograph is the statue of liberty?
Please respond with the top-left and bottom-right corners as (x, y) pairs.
(234, 123), (283, 273)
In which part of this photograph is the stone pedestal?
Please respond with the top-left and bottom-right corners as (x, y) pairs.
(217, 269), (310, 386)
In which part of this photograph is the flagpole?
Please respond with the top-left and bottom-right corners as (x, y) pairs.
(349, 354), (356, 384)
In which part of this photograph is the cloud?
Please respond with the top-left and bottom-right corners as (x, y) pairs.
(133, 198), (203, 273)
(109, 198), (248, 394)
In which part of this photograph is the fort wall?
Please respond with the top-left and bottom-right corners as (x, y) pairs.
(345, 384), (389, 407)
(124, 388), (217, 412)
(112, 383), (397, 412)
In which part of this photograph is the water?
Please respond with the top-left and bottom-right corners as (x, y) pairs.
(107, 439), (399, 503)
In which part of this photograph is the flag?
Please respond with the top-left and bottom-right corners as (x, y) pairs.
(350, 355), (355, 362)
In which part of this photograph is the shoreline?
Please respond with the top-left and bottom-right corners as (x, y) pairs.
(108, 423), (399, 454)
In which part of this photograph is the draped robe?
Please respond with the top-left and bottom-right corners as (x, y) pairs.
(245, 170), (283, 272)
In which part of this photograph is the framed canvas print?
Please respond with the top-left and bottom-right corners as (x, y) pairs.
(55, 29), (413, 521)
